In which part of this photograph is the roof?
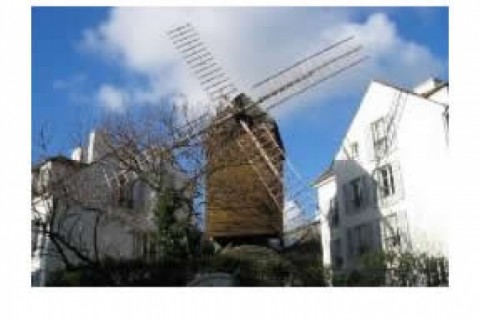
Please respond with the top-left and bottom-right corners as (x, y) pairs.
(231, 92), (285, 150)
(422, 81), (449, 98)
(311, 77), (448, 187)
(373, 79), (448, 107)
(312, 163), (334, 186)
(32, 155), (89, 172)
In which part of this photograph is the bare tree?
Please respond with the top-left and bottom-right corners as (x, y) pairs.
(31, 99), (214, 285)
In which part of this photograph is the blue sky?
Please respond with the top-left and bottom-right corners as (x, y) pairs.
(32, 7), (448, 182)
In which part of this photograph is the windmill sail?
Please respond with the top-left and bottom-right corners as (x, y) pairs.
(168, 23), (238, 107)
(167, 23), (366, 243)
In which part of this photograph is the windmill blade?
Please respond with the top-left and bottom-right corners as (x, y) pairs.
(167, 23), (239, 107)
(252, 36), (367, 111)
(170, 38), (367, 144)
(263, 55), (368, 112)
(166, 25), (366, 149)
(252, 36), (355, 89)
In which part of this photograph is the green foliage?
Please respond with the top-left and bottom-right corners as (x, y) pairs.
(47, 259), (195, 286)
(295, 262), (327, 286)
(331, 272), (349, 287)
(333, 250), (449, 287)
(207, 245), (293, 286)
(151, 188), (199, 261)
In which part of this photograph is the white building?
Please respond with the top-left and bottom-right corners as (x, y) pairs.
(314, 78), (448, 273)
(31, 130), (191, 286)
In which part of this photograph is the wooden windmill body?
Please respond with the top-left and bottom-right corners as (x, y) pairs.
(205, 93), (284, 244)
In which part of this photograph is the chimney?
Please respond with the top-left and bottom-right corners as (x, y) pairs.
(71, 146), (83, 161)
(413, 78), (443, 96)
(87, 130), (110, 163)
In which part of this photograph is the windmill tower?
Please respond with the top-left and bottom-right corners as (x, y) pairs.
(167, 23), (367, 246)
(204, 93), (285, 244)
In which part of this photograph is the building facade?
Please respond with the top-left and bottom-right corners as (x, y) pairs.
(31, 130), (190, 286)
(314, 78), (449, 273)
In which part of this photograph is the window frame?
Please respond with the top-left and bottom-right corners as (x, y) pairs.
(329, 197), (340, 228)
(331, 238), (343, 269)
(350, 141), (359, 159)
(382, 213), (402, 250)
(351, 177), (363, 209)
(117, 173), (135, 209)
(347, 223), (373, 258)
(343, 175), (372, 214)
(371, 117), (388, 158)
(377, 164), (396, 199)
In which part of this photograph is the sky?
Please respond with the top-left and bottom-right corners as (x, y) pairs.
(32, 6), (448, 183)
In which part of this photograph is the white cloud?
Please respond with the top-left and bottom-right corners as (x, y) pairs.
(96, 84), (127, 112)
(81, 8), (446, 118)
(52, 74), (92, 105)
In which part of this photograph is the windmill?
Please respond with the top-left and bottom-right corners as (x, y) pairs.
(167, 23), (367, 246)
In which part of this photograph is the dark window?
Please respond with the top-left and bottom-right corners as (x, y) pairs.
(344, 176), (372, 214)
(378, 164), (396, 198)
(351, 178), (363, 208)
(332, 239), (343, 269)
(347, 223), (373, 258)
(330, 197), (340, 227)
(118, 174), (134, 209)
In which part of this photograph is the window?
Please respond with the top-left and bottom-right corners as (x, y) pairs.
(343, 176), (372, 214)
(118, 174), (134, 208)
(350, 142), (359, 159)
(329, 197), (340, 228)
(371, 117), (388, 158)
(331, 239), (343, 269)
(382, 214), (401, 250)
(377, 164), (396, 198)
(347, 223), (373, 258)
(351, 178), (364, 209)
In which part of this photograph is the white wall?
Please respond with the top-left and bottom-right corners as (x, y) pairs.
(396, 92), (449, 255)
(316, 175), (336, 267)
(315, 79), (449, 271)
